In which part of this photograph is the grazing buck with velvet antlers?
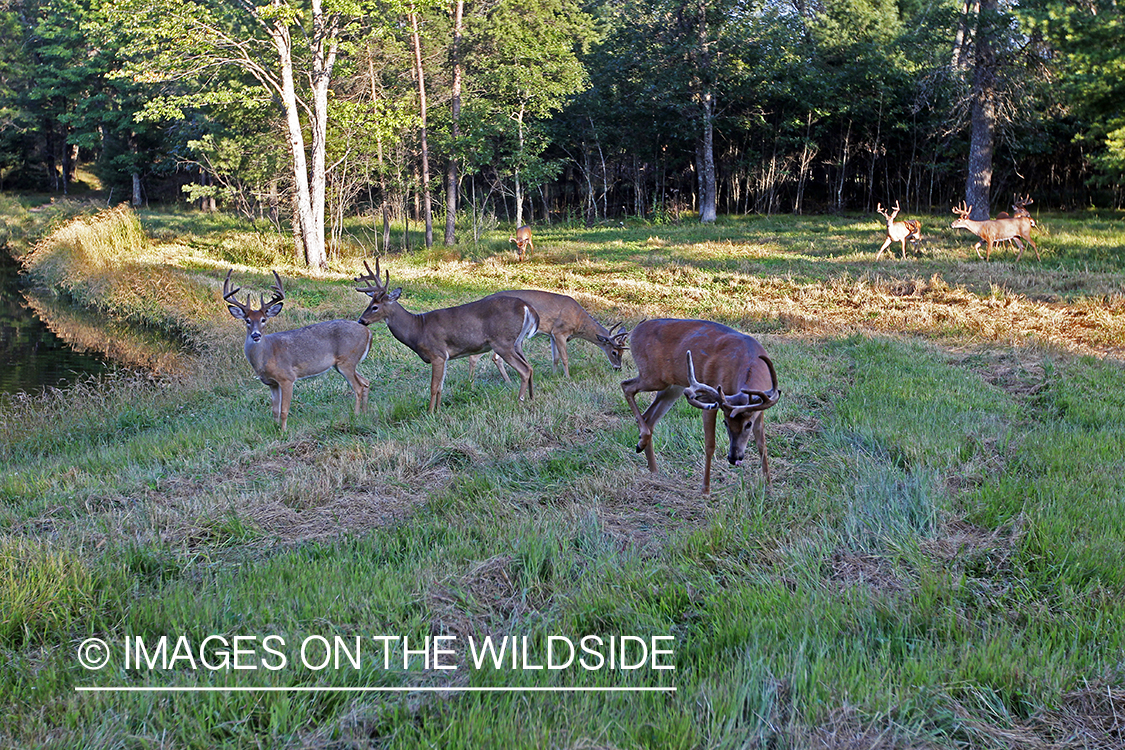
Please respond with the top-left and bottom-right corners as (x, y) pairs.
(621, 319), (780, 495)
(467, 289), (629, 381)
(876, 200), (923, 260)
(951, 201), (1040, 261)
(355, 258), (539, 412)
(509, 225), (533, 261)
(223, 270), (371, 431)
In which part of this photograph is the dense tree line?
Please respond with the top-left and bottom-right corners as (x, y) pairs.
(1, 0), (1121, 264)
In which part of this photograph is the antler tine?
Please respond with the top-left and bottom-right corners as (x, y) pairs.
(258, 269), (285, 311)
(222, 269), (250, 311)
(728, 355), (782, 416)
(683, 350), (721, 411)
(356, 258), (390, 295)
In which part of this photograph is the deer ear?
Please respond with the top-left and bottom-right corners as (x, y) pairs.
(228, 305), (248, 320)
(264, 301), (284, 318)
(389, 288), (402, 302)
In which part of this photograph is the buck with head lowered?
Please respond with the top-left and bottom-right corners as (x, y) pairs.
(222, 270), (372, 431)
(355, 258), (539, 412)
(467, 289), (629, 381)
(509, 225), (533, 261)
(621, 319), (780, 495)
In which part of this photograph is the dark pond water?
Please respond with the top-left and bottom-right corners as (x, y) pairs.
(0, 251), (112, 394)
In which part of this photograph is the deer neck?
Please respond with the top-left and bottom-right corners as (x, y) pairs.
(243, 333), (272, 373)
(382, 301), (428, 356)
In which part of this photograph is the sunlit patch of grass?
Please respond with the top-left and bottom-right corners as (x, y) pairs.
(0, 538), (127, 647)
(5, 203), (1125, 746)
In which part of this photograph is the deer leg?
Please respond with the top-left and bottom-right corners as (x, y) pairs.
(625, 384), (684, 474)
(277, 380), (294, 431)
(753, 412), (771, 484)
(467, 354), (482, 382)
(336, 363), (369, 414)
(900, 238), (908, 261)
(428, 358), (448, 413)
(702, 408), (717, 495)
(492, 352), (512, 384)
(876, 237), (893, 260)
(555, 335), (571, 378)
(621, 379), (657, 469)
(494, 345), (533, 403)
(268, 383), (283, 426)
(546, 336), (559, 374)
(1011, 236), (1026, 261)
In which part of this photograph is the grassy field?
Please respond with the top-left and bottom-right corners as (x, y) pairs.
(2, 196), (1125, 748)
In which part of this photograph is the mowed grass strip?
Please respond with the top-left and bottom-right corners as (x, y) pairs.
(1, 205), (1124, 747)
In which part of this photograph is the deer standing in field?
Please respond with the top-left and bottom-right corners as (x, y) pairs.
(509, 225), (533, 261)
(223, 270), (371, 431)
(993, 194), (1037, 253)
(996, 194), (1034, 220)
(621, 319), (780, 495)
(951, 201), (1040, 261)
(876, 200), (923, 260)
(467, 290), (629, 381)
(355, 258), (539, 412)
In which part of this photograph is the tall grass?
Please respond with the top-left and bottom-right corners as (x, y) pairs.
(2, 204), (1125, 748)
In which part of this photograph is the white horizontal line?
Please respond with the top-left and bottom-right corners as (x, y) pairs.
(76, 686), (676, 693)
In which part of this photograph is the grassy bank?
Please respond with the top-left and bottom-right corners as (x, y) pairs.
(2, 202), (1125, 748)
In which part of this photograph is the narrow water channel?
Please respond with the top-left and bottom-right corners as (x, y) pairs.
(0, 250), (112, 394)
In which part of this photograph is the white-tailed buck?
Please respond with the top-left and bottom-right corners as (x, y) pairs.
(355, 258), (539, 412)
(467, 290), (629, 381)
(951, 201), (1040, 261)
(996, 194), (1034, 220)
(876, 200), (923, 260)
(621, 319), (780, 495)
(223, 270), (371, 431)
(509, 225), (533, 261)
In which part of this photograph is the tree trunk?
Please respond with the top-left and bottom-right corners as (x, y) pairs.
(309, 1), (338, 266)
(965, 0), (996, 221)
(514, 101), (526, 228)
(270, 22), (323, 269)
(444, 0), (464, 246)
(411, 10), (434, 249)
(699, 91), (717, 223)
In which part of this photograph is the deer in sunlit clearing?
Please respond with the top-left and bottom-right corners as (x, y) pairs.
(621, 319), (780, 495)
(223, 270), (371, 431)
(994, 195), (1037, 253)
(996, 194), (1034, 220)
(509, 225), (533, 261)
(876, 200), (923, 260)
(355, 258), (539, 412)
(467, 290), (630, 382)
(951, 201), (1040, 261)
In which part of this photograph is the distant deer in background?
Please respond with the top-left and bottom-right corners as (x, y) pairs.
(951, 201), (1040, 261)
(876, 200), (923, 260)
(223, 270), (371, 431)
(468, 289), (629, 381)
(509, 225), (533, 261)
(996, 194), (1034, 220)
